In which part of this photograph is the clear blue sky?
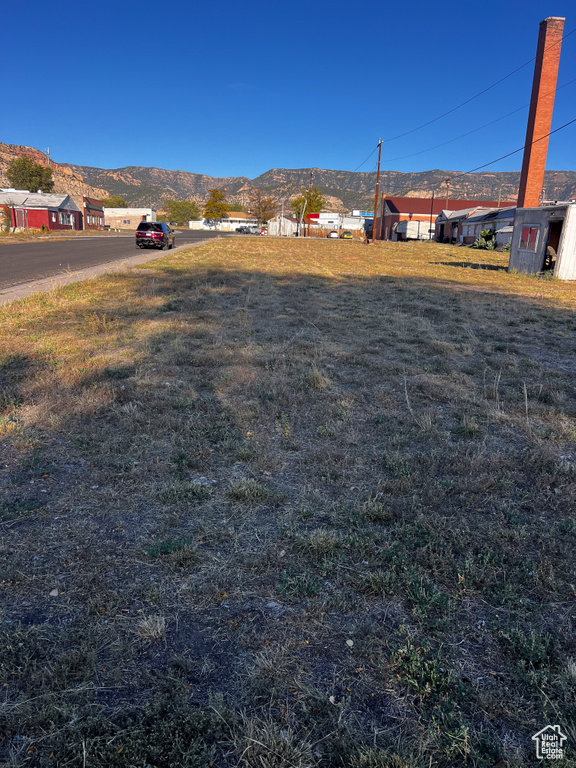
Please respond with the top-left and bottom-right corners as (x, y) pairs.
(4, 0), (575, 179)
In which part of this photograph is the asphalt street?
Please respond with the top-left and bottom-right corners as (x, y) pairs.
(0, 230), (229, 290)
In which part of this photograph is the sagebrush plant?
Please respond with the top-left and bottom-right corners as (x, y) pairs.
(1, 236), (575, 767)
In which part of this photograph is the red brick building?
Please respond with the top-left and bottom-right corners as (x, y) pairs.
(376, 197), (509, 242)
(82, 196), (104, 229)
(0, 191), (81, 230)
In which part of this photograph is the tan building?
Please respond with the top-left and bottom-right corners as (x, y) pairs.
(104, 208), (156, 229)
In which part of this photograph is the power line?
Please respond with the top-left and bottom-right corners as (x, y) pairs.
(353, 145), (379, 172)
(353, 26), (574, 174)
(463, 116), (576, 174)
(383, 26), (575, 144)
(403, 116), (576, 201)
(353, 25), (575, 178)
(381, 76), (576, 163)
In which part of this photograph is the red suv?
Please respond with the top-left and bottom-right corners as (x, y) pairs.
(136, 221), (175, 250)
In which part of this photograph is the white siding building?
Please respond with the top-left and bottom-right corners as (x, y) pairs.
(189, 213), (259, 231)
(267, 216), (298, 236)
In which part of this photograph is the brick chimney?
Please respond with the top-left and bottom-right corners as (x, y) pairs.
(517, 17), (565, 209)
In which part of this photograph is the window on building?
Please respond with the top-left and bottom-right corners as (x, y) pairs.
(123, 220), (130, 225)
(520, 226), (539, 250)
(58, 212), (72, 225)
(51, 213), (56, 222)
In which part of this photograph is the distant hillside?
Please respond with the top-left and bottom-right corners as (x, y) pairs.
(63, 162), (251, 209)
(3, 142), (576, 211)
(66, 162), (576, 211)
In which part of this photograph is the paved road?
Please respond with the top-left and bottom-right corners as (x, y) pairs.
(0, 230), (230, 290)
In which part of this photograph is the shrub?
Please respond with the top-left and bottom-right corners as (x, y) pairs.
(1, 205), (12, 232)
(472, 229), (496, 250)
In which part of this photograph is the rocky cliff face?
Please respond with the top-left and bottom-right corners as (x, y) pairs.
(0, 143), (109, 206)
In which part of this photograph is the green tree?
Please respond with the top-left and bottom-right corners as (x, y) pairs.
(6, 157), (54, 193)
(162, 199), (202, 225)
(101, 195), (128, 208)
(247, 189), (277, 225)
(203, 188), (228, 226)
(291, 185), (325, 219)
(227, 202), (247, 212)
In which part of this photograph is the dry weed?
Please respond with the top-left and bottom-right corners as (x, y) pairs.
(137, 615), (166, 641)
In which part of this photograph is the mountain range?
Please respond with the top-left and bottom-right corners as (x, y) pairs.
(2, 142), (576, 211)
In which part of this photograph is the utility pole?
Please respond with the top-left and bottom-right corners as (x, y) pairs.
(371, 139), (383, 243)
(307, 171), (313, 237)
(298, 199), (307, 237)
(429, 191), (435, 240)
(45, 147), (50, 167)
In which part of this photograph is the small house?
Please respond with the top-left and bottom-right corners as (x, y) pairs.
(188, 213), (259, 231)
(82, 196), (105, 230)
(461, 207), (516, 246)
(218, 212), (259, 231)
(267, 215), (298, 236)
(0, 190), (81, 231)
(435, 207), (491, 244)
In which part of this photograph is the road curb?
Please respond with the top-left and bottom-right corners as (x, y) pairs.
(0, 241), (206, 307)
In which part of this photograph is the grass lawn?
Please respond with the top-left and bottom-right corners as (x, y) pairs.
(0, 237), (575, 767)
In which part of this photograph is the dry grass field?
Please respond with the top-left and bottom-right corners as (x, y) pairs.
(0, 230), (135, 244)
(1, 237), (575, 767)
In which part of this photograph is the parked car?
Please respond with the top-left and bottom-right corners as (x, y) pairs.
(136, 221), (175, 250)
(340, 230), (353, 239)
(327, 230), (339, 238)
